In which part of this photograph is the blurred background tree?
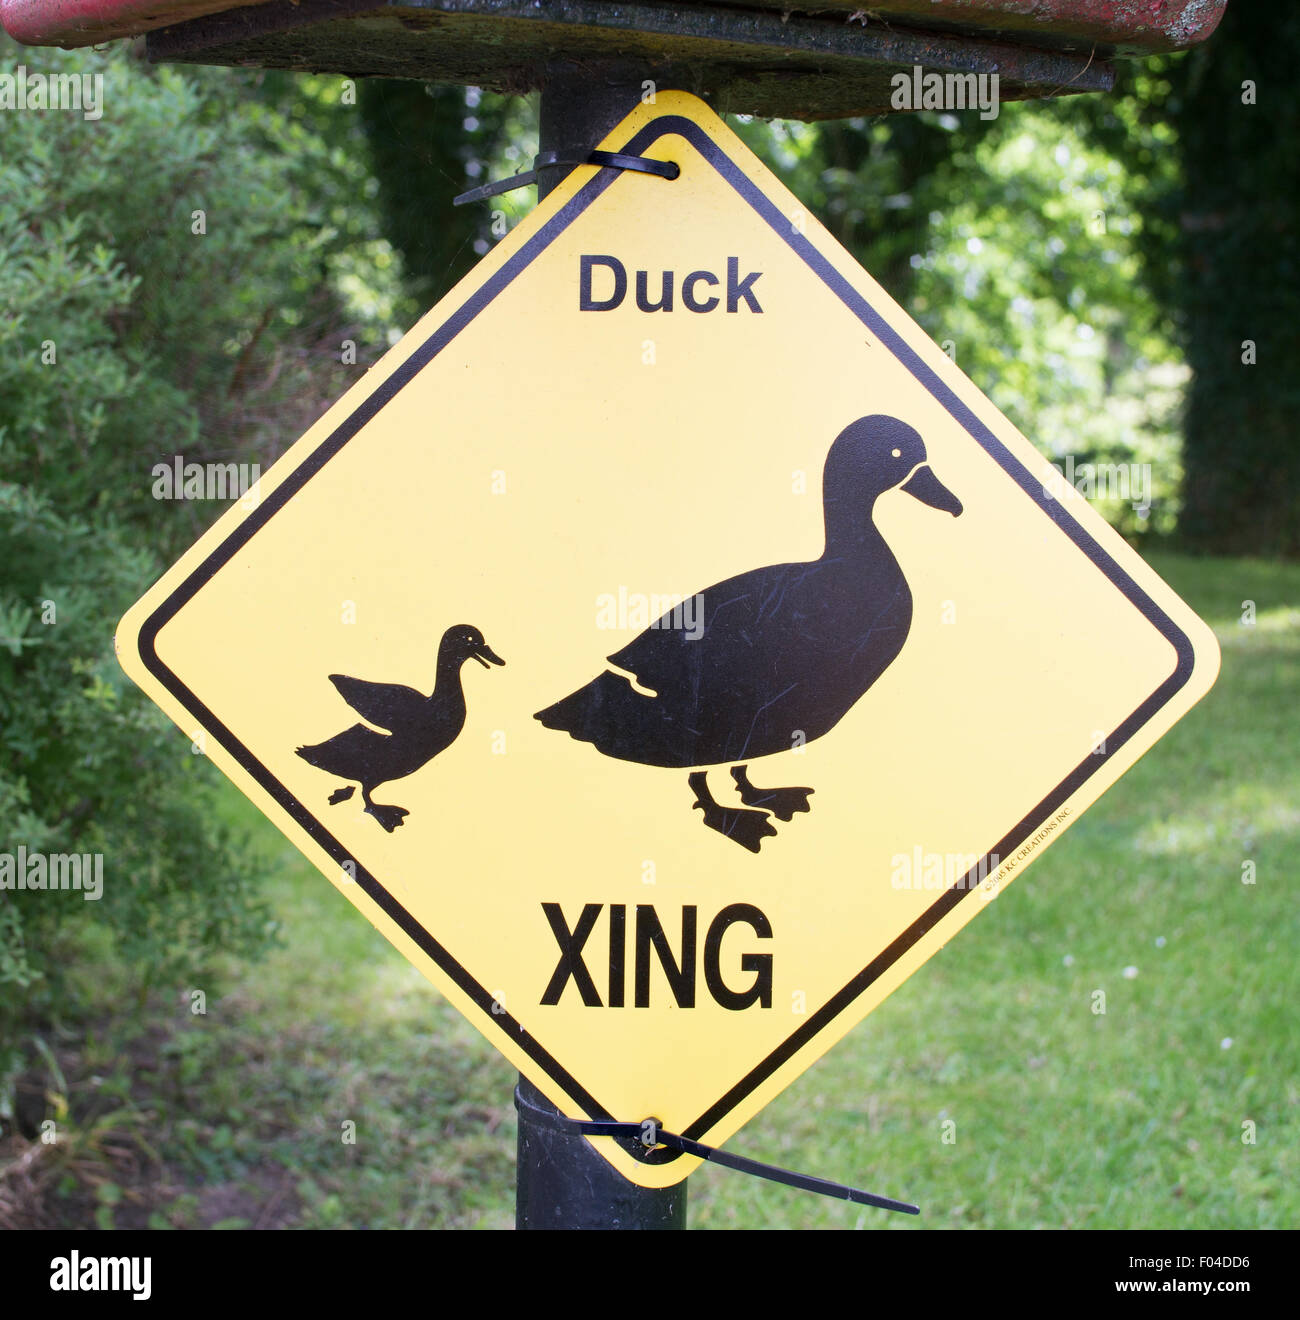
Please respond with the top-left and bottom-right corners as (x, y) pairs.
(1054, 5), (1300, 557)
(357, 81), (522, 316)
(1158, 5), (1300, 557)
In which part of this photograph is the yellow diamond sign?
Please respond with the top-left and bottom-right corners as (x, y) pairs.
(117, 92), (1219, 1188)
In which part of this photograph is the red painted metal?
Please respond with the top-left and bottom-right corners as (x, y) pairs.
(0, 0), (1228, 54)
(0, 0), (268, 46)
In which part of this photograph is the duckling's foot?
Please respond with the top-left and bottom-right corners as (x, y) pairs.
(689, 771), (777, 854)
(328, 786), (356, 805)
(730, 765), (813, 822)
(364, 801), (409, 833)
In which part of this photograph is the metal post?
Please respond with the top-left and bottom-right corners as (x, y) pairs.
(515, 1079), (686, 1229)
(534, 59), (710, 201)
(515, 61), (691, 1232)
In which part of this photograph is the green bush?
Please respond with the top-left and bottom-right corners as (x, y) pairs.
(0, 39), (390, 1078)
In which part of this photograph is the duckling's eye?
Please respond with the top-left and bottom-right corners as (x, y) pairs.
(891, 448), (902, 458)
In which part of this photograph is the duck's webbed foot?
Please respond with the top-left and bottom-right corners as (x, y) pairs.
(730, 765), (814, 822)
(362, 791), (409, 833)
(690, 771), (777, 854)
(328, 786), (356, 805)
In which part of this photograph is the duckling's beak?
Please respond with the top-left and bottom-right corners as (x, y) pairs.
(473, 644), (506, 668)
(901, 463), (963, 516)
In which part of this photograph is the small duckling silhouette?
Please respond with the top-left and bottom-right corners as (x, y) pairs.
(296, 624), (504, 832)
(535, 415), (962, 853)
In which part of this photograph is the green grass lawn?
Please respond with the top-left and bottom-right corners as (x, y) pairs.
(28, 552), (1300, 1230)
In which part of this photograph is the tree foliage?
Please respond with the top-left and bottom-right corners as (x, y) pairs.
(1075, 11), (1300, 556)
(1161, 8), (1300, 557)
(358, 79), (534, 317)
(0, 39), (390, 1068)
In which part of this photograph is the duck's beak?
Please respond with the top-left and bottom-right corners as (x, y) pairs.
(901, 463), (963, 516)
(473, 644), (506, 668)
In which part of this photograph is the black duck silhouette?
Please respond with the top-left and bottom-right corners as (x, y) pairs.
(534, 415), (962, 852)
(296, 624), (504, 832)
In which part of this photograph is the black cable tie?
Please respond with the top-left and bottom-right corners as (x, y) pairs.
(453, 149), (680, 207)
(522, 1099), (919, 1215)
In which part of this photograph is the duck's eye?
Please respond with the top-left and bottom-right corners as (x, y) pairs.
(891, 448), (902, 458)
